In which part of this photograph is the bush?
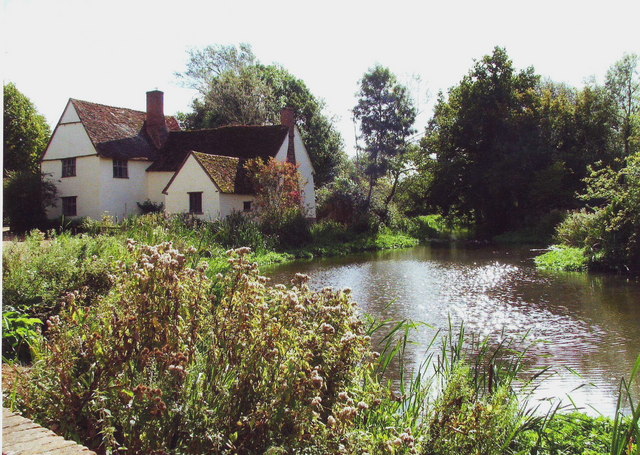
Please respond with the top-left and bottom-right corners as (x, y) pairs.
(3, 171), (57, 233)
(2, 230), (121, 321)
(212, 210), (272, 251)
(10, 244), (374, 453)
(261, 208), (312, 249)
(136, 199), (164, 214)
(2, 310), (42, 362)
(310, 220), (350, 244)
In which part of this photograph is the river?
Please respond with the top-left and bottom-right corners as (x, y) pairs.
(267, 244), (640, 416)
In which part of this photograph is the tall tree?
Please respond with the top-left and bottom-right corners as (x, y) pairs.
(176, 44), (346, 186)
(3, 82), (51, 175)
(422, 47), (541, 236)
(353, 65), (416, 210)
(605, 53), (640, 157)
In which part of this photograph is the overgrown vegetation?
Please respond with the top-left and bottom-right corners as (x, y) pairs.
(4, 242), (639, 453)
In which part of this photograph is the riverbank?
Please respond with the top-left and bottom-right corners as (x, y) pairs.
(3, 217), (639, 453)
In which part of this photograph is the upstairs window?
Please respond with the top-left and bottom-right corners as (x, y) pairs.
(189, 192), (202, 214)
(62, 196), (77, 217)
(243, 201), (252, 212)
(61, 158), (76, 177)
(113, 159), (128, 178)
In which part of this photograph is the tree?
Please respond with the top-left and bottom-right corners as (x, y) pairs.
(421, 47), (543, 236)
(3, 82), (51, 175)
(177, 44), (346, 186)
(352, 65), (416, 211)
(3, 171), (57, 233)
(605, 53), (640, 157)
(245, 157), (311, 247)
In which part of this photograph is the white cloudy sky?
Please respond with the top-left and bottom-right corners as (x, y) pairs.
(3, 0), (639, 154)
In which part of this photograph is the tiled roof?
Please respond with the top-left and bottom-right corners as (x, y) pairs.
(147, 125), (288, 172)
(192, 152), (253, 194)
(71, 99), (181, 160)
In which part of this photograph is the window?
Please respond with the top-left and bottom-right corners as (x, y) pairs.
(62, 196), (77, 216)
(189, 192), (202, 214)
(243, 201), (252, 212)
(61, 158), (76, 177)
(113, 159), (128, 178)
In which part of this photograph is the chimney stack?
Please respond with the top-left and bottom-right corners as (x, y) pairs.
(281, 107), (296, 164)
(146, 90), (168, 149)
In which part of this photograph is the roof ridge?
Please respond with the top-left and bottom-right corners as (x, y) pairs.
(70, 98), (178, 119)
(172, 124), (287, 134)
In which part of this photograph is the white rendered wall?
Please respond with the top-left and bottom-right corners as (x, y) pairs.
(98, 159), (149, 221)
(164, 154), (222, 220)
(219, 194), (255, 218)
(41, 103), (95, 161)
(41, 155), (102, 219)
(146, 171), (173, 205)
(274, 126), (317, 218)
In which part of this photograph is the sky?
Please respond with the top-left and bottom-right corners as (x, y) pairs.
(3, 0), (640, 154)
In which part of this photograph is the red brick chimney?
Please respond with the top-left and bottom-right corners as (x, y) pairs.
(146, 90), (168, 149)
(281, 107), (296, 164)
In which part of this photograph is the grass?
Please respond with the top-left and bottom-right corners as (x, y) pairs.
(3, 214), (639, 453)
(534, 245), (589, 272)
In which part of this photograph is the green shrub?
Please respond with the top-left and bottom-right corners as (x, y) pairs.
(534, 245), (589, 271)
(2, 310), (42, 362)
(310, 220), (351, 244)
(2, 230), (121, 321)
(3, 171), (57, 234)
(211, 210), (272, 251)
(136, 199), (164, 214)
(262, 208), (312, 249)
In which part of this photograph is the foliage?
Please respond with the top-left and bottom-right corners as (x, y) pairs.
(605, 53), (640, 157)
(136, 199), (164, 214)
(353, 65), (417, 209)
(2, 311), (42, 362)
(419, 47), (634, 238)
(11, 245), (375, 453)
(3, 82), (51, 175)
(534, 245), (589, 272)
(551, 153), (640, 271)
(245, 157), (312, 248)
(2, 230), (121, 322)
(316, 176), (369, 225)
(3, 171), (57, 233)
(177, 44), (346, 186)
(210, 210), (272, 251)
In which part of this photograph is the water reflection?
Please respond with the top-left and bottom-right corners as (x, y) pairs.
(267, 245), (640, 416)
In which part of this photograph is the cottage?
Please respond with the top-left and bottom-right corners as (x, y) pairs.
(40, 91), (316, 221)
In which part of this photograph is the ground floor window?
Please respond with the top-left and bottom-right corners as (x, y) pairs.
(62, 196), (77, 216)
(189, 192), (202, 214)
(243, 201), (252, 212)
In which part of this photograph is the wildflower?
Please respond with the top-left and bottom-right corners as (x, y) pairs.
(320, 323), (335, 335)
(337, 406), (357, 421)
(357, 401), (369, 410)
(310, 368), (324, 389)
(310, 396), (322, 407)
(327, 415), (336, 427)
(338, 391), (349, 401)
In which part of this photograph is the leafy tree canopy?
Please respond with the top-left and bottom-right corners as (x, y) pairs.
(3, 82), (51, 175)
(353, 65), (416, 209)
(176, 44), (346, 187)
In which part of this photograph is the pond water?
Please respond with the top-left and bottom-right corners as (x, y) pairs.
(267, 245), (640, 416)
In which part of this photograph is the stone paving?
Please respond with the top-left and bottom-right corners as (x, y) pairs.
(2, 408), (96, 455)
